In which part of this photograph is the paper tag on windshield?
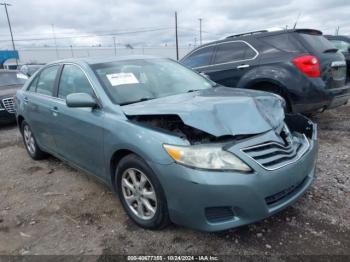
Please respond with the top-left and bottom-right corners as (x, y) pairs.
(106, 73), (139, 86)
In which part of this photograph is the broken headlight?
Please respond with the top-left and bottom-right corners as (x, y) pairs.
(163, 144), (251, 172)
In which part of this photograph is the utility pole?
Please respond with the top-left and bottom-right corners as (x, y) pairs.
(70, 45), (74, 57)
(113, 36), (117, 56)
(199, 18), (202, 45)
(1, 2), (17, 65)
(335, 26), (340, 35)
(51, 24), (59, 59)
(175, 11), (179, 60)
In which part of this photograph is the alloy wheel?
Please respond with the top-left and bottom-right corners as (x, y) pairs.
(23, 125), (36, 155)
(121, 168), (157, 220)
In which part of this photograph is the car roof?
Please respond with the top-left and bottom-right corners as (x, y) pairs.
(181, 28), (323, 59)
(225, 28), (322, 39)
(47, 55), (165, 66)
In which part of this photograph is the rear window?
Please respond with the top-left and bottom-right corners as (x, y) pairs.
(299, 33), (335, 53)
(261, 33), (306, 52)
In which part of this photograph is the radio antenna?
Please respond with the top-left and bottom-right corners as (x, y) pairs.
(293, 12), (301, 29)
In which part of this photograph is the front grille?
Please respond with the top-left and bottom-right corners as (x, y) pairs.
(241, 133), (309, 170)
(2, 97), (15, 113)
(205, 206), (234, 223)
(265, 176), (308, 205)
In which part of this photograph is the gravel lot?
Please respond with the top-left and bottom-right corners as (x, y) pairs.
(0, 105), (349, 259)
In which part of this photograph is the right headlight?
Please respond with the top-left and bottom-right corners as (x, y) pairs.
(163, 144), (251, 172)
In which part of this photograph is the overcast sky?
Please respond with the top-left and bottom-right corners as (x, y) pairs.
(0, 0), (349, 49)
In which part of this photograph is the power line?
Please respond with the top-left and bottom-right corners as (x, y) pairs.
(0, 27), (173, 42)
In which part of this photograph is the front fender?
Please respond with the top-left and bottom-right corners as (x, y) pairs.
(103, 116), (188, 170)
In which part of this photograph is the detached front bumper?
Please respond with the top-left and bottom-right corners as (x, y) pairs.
(149, 116), (318, 232)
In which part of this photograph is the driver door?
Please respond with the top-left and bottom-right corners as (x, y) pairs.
(52, 64), (105, 178)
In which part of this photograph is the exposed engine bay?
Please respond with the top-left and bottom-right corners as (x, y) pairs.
(128, 114), (253, 145)
(128, 113), (315, 146)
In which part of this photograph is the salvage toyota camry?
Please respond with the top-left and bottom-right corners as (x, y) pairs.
(15, 56), (318, 231)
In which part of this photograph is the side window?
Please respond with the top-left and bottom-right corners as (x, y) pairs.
(330, 40), (350, 52)
(27, 76), (39, 92)
(36, 65), (59, 96)
(58, 64), (94, 99)
(213, 42), (256, 64)
(182, 46), (214, 67)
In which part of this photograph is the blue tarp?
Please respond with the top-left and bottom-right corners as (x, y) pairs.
(0, 50), (19, 65)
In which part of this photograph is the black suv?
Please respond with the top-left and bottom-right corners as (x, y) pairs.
(325, 35), (350, 79)
(181, 29), (350, 113)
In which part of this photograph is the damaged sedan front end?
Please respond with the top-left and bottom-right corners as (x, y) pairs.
(122, 86), (317, 231)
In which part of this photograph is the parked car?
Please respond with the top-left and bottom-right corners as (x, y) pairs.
(20, 64), (45, 77)
(325, 35), (350, 80)
(181, 29), (350, 114)
(15, 56), (317, 231)
(0, 70), (28, 124)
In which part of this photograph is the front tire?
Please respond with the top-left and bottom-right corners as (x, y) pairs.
(21, 121), (47, 160)
(116, 154), (170, 229)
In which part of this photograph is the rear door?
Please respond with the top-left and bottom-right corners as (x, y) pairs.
(297, 32), (347, 88)
(24, 65), (60, 152)
(52, 64), (105, 178)
(203, 41), (259, 87)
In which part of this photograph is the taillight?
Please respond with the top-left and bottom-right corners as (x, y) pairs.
(292, 55), (320, 78)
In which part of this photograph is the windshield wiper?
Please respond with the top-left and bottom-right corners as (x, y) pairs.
(323, 48), (338, 53)
(187, 89), (200, 93)
(119, 97), (154, 106)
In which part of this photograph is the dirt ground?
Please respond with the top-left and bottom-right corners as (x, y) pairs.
(0, 105), (349, 260)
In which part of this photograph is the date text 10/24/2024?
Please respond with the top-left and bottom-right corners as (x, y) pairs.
(127, 255), (219, 261)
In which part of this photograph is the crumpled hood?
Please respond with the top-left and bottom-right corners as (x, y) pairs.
(122, 87), (285, 137)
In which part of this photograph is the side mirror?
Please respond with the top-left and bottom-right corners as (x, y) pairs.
(66, 93), (98, 108)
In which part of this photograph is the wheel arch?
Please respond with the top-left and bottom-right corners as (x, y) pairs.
(109, 149), (138, 191)
(246, 79), (293, 112)
(17, 115), (25, 132)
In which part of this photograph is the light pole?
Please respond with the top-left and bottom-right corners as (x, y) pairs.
(113, 36), (117, 56)
(175, 11), (179, 60)
(1, 2), (17, 65)
(199, 18), (202, 45)
(51, 24), (59, 59)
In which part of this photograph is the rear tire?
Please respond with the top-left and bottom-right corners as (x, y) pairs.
(251, 83), (292, 113)
(115, 154), (170, 230)
(21, 121), (47, 160)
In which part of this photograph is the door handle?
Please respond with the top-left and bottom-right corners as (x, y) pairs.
(51, 106), (58, 117)
(236, 64), (250, 69)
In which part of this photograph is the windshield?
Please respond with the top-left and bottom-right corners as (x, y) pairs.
(0, 71), (28, 87)
(91, 58), (214, 105)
